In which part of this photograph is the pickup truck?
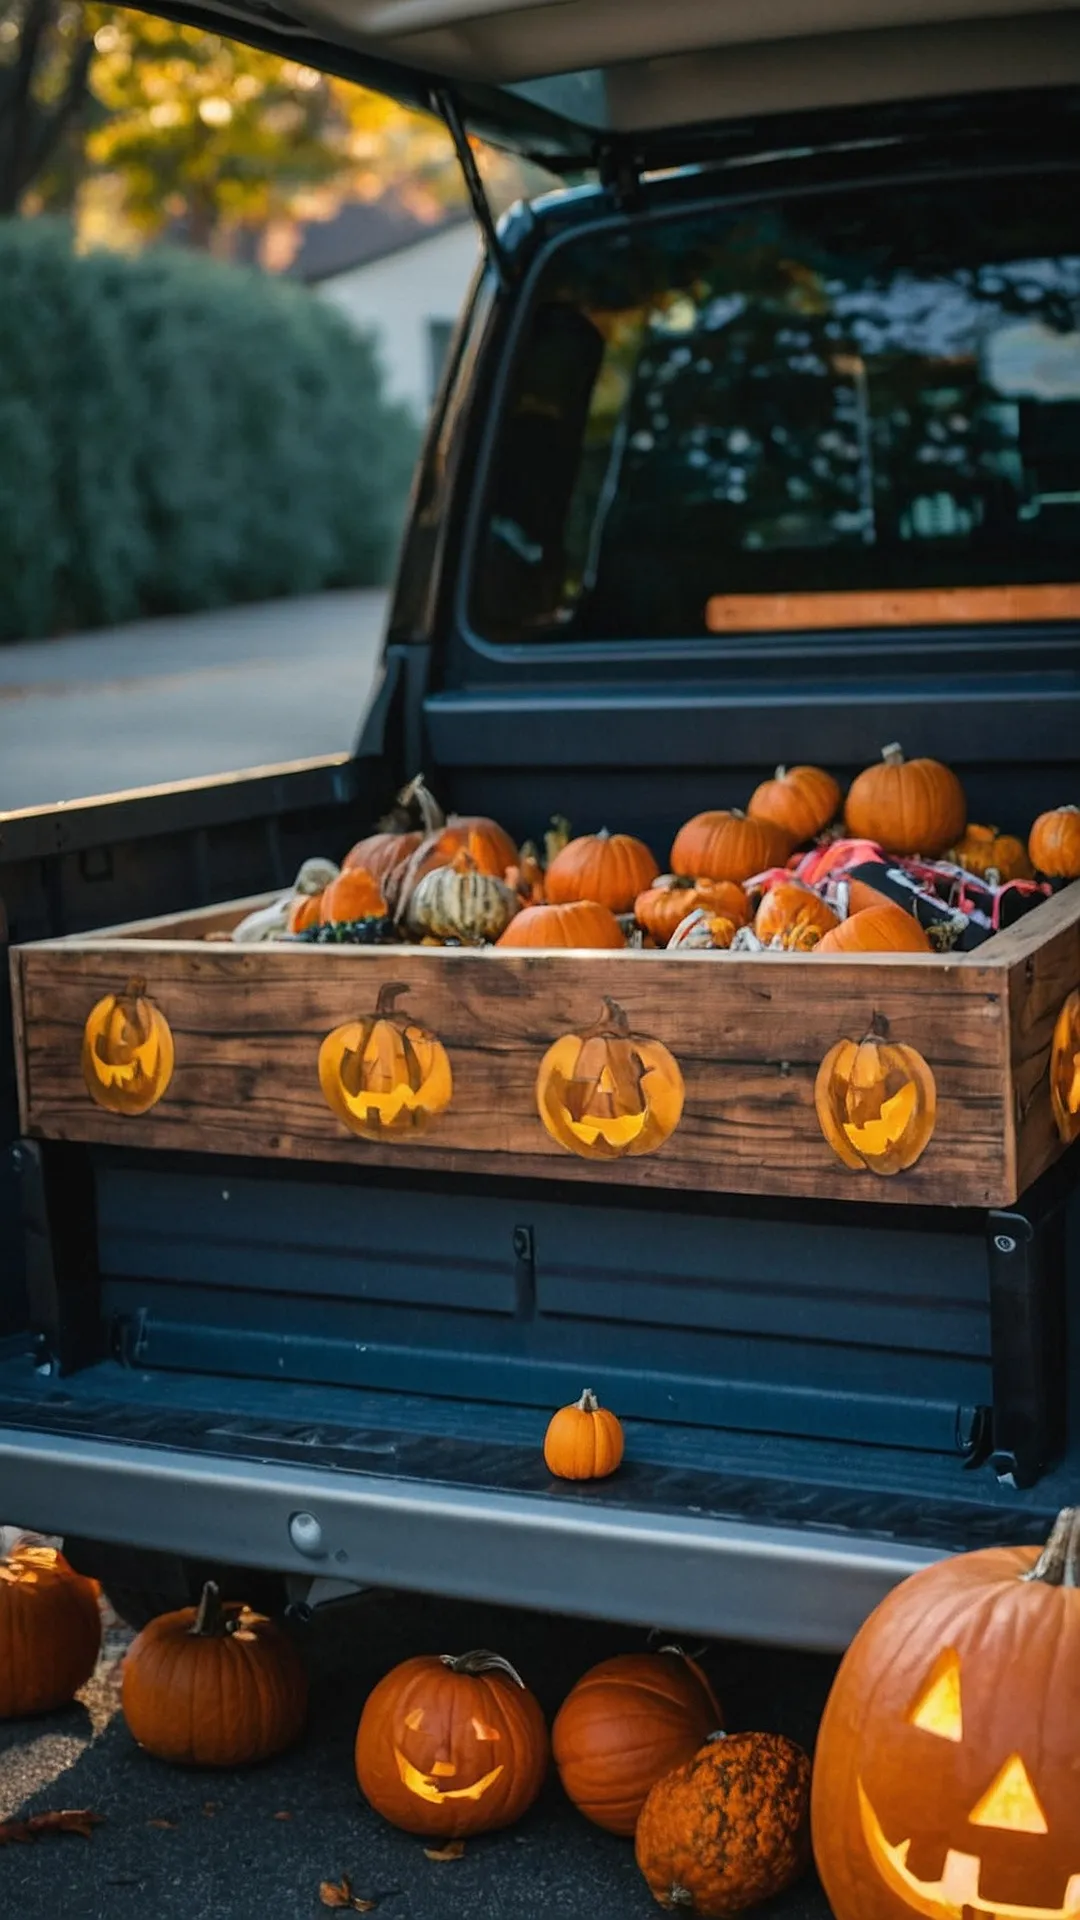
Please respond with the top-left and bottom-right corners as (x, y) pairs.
(2, 0), (1079, 1646)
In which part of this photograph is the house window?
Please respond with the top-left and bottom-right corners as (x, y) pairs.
(427, 318), (455, 404)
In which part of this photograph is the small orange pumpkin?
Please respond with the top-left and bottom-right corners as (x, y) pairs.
(748, 764), (842, 844)
(497, 901), (625, 949)
(635, 878), (750, 946)
(545, 830), (660, 913)
(505, 846), (546, 905)
(553, 1649), (722, 1835)
(1029, 806), (1080, 879)
(287, 891), (323, 933)
(671, 811), (791, 884)
(754, 881), (839, 946)
(355, 1649), (548, 1838)
(844, 743), (966, 857)
(0, 1544), (102, 1718)
(121, 1580), (308, 1767)
(319, 866), (388, 925)
(319, 982), (452, 1139)
(544, 1389), (625, 1480)
(948, 823), (1032, 882)
(815, 1027), (937, 1175)
(81, 979), (175, 1116)
(536, 997), (684, 1160)
(816, 904), (933, 955)
(635, 1731), (812, 1916)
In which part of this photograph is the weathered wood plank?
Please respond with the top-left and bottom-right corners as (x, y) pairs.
(1008, 900), (1080, 1197)
(53, 893), (277, 943)
(16, 941), (1013, 1208)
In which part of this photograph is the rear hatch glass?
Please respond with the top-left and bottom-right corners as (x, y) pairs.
(472, 169), (1080, 642)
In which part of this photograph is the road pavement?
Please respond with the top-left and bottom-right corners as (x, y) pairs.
(0, 591), (389, 814)
(0, 1587), (839, 1920)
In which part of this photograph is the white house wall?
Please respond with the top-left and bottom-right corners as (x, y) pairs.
(315, 222), (482, 417)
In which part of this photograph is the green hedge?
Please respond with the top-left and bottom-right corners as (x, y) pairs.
(0, 220), (419, 640)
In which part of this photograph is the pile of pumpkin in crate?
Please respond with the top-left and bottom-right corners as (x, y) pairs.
(232, 749), (1080, 957)
(4, 1500), (1080, 1920)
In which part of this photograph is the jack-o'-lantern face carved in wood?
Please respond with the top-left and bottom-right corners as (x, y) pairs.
(536, 998), (684, 1161)
(1049, 989), (1080, 1144)
(812, 1510), (1080, 1920)
(81, 980), (174, 1115)
(319, 982), (451, 1140)
(815, 1024), (936, 1176)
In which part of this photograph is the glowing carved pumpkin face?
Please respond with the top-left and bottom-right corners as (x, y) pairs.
(815, 1029), (936, 1176)
(1049, 989), (1080, 1145)
(535, 998), (684, 1161)
(81, 981), (174, 1115)
(812, 1511), (1080, 1920)
(319, 982), (452, 1140)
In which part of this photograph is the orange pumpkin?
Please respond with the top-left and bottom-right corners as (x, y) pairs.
(553, 1650), (722, 1835)
(0, 1544), (102, 1718)
(121, 1580), (308, 1766)
(497, 901), (625, 949)
(748, 764), (842, 844)
(635, 1731), (812, 1916)
(545, 830), (660, 913)
(844, 744), (966, 857)
(355, 1649), (548, 1838)
(544, 1388), (625, 1479)
(319, 867), (388, 925)
(1029, 806), (1080, 880)
(811, 1507), (1080, 1920)
(287, 891), (323, 933)
(948, 823), (1032, 882)
(81, 980), (175, 1116)
(635, 879), (750, 946)
(536, 998), (684, 1160)
(671, 811), (791, 885)
(816, 904), (933, 955)
(816, 1028), (937, 1176)
(754, 881), (839, 946)
(319, 982), (452, 1139)
(506, 846), (546, 905)
(1050, 988), (1080, 1144)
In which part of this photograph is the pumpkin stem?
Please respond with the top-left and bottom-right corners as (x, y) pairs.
(1022, 1507), (1080, 1588)
(576, 1388), (601, 1412)
(865, 1010), (890, 1040)
(881, 742), (905, 765)
(440, 1650), (527, 1688)
(667, 1887), (695, 1907)
(374, 981), (411, 1018)
(774, 765), (787, 779)
(124, 976), (148, 1001)
(191, 1580), (228, 1637)
(586, 998), (631, 1040)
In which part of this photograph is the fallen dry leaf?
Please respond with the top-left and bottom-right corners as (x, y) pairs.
(0, 1810), (104, 1846)
(147, 1818), (178, 1830)
(274, 1810), (293, 1821)
(318, 1878), (376, 1912)
(424, 1840), (465, 1862)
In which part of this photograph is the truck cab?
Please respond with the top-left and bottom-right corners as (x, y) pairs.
(2, 0), (1079, 1641)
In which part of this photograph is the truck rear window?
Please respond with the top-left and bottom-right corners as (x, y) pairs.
(471, 172), (1080, 642)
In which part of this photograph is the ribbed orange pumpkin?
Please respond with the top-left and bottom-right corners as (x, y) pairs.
(754, 881), (839, 946)
(121, 1581), (308, 1766)
(355, 1650), (548, 1838)
(546, 831), (660, 912)
(844, 744), (966, 856)
(0, 1544), (102, 1718)
(748, 765), (842, 844)
(816, 905), (933, 955)
(671, 811), (791, 884)
(344, 829), (423, 883)
(636, 1731), (812, 1916)
(497, 902), (625, 948)
(948, 823), (1032, 882)
(815, 1028), (937, 1176)
(319, 867), (388, 924)
(635, 879), (750, 946)
(1029, 806), (1080, 879)
(553, 1650), (722, 1835)
(543, 1388), (625, 1478)
(287, 891), (323, 933)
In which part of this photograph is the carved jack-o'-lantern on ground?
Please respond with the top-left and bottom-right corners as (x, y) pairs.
(536, 997), (684, 1161)
(1049, 988), (1080, 1144)
(355, 1649), (549, 1838)
(319, 982), (452, 1140)
(81, 980), (174, 1115)
(815, 1024), (936, 1176)
(813, 1508), (1080, 1920)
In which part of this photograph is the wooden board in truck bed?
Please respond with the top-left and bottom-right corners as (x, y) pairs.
(9, 882), (1080, 1209)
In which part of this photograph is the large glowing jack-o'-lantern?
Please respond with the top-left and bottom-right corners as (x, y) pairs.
(812, 1508), (1080, 1920)
(815, 1025), (936, 1176)
(355, 1650), (548, 1838)
(81, 980), (174, 1115)
(1049, 988), (1080, 1145)
(535, 997), (684, 1161)
(318, 982), (452, 1140)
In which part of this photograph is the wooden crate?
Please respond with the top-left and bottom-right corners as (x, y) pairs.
(10, 883), (1080, 1209)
